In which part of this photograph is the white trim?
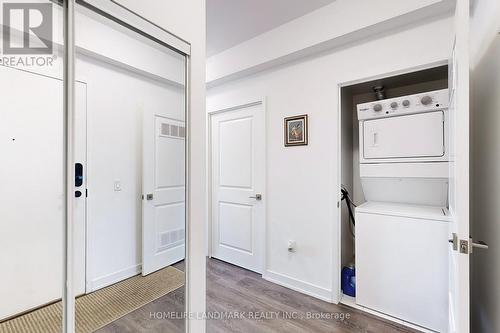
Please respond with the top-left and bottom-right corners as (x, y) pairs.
(184, 55), (191, 333)
(340, 295), (435, 333)
(77, 47), (184, 88)
(63, 1), (76, 331)
(338, 59), (449, 88)
(80, 0), (191, 55)
(262, 97), (268, 276)
(206, 110), (212, 258)
(207, 97), (267, 274)
(263, 270), (333, 303)
(207, 96), (265, 114)
(87, 264), (142, 292)
(333, 79), (343, 305)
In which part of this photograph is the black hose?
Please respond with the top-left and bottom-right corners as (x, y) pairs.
(341, 186), (356, 237)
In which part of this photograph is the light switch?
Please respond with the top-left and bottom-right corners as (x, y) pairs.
(114, 180), (122, 191)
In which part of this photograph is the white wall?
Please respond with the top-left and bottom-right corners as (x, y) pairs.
(113, 1), (207, 332)
(208, 15), (454, 302)
(470, 1), (500, 332)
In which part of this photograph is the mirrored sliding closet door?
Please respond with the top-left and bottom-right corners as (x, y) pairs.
(0, 0), (66, 331)
(73, 1), (187, 332)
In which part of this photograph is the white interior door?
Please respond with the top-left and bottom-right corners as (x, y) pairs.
(448, 0), (470, 332)
(0, 66), (86, 320)
(210, 102), (266, 273)
(142, 109), (186, 276)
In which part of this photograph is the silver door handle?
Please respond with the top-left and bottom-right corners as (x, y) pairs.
(146, 194), (153, 200)
(471, 240), (489, 252)
(249, 194), (262, 200)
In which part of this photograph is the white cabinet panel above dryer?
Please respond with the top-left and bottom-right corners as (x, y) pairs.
(361, 111), (446, 162)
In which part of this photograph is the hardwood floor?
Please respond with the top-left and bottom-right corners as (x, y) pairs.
(97, 259), (419, 333)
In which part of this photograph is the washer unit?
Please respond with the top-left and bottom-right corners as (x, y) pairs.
(355, 202), (450, 333)
(354, 89), (450, 332)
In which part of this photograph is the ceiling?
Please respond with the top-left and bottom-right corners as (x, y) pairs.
(206, 0), (336, 57)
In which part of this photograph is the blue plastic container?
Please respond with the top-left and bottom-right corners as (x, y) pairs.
(341, 265), (356, 297)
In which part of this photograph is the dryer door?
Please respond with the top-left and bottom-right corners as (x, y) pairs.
(362, 111), (445, 160)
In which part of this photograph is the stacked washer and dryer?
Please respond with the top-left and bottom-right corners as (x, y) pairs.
(355, 89), (450, 332)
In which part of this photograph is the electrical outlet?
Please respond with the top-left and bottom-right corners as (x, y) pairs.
(288, 240), (296, 252)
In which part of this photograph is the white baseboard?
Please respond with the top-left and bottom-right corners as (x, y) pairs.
(87, 264), (142, 292)
(262, 270), (333, 302)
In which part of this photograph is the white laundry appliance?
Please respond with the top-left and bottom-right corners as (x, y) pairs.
(355, 89), (450, 332)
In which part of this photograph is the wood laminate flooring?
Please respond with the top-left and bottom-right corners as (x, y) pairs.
(97, 258), (419, 333)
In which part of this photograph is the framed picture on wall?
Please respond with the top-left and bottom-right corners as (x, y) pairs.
(284, 114), (308, 146)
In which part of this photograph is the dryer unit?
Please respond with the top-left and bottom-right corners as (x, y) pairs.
(357, 89), (449, 206)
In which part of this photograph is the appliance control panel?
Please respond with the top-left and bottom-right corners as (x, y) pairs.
(357, 89), (449, 120)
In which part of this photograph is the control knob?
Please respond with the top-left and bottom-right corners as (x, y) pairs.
(373, 104), (383, 112)
(421, 95), (433, 105)
(390, 102), (398, 109)
(402, 100), (410, 107)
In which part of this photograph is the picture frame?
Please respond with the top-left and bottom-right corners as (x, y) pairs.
(284, 114), (308, 146)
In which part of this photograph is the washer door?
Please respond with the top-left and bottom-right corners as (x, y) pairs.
(362, 111), (445, 160)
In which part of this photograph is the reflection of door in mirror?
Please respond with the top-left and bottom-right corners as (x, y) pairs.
(0, 65), (86, 322)
(143, 116), (186, 276)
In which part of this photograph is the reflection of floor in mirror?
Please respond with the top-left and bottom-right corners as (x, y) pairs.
(97, 260), (186, 333)
(98, 259), (418, 333)
(0, 265), (184, 333)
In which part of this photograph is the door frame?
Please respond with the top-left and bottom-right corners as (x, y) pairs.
(207, 97), (267, 274)
(335, 59), (450, 303)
